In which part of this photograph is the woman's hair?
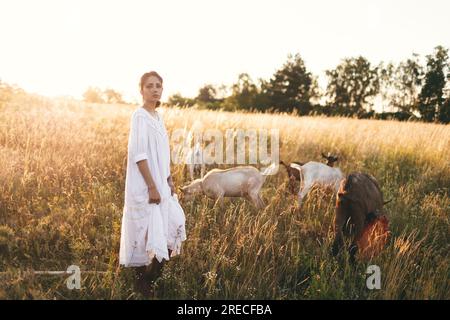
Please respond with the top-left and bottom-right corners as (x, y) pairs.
(139, 71), (163, 107)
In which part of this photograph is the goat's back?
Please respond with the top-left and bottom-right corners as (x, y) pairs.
(301, 161), (343, 182)
(204, 166), (262, 181)
(206, 165), (258, 174)
(338, 172), (384, 214)
(202, 166), (264, 195)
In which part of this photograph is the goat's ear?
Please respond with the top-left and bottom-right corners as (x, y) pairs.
(321, 152), (327, 159)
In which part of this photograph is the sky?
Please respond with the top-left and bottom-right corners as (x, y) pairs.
(0, 0), (449, 103)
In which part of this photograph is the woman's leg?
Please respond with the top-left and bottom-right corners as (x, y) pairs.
(146, 257), (164, 283)
(133, 266), (151, 297)
(146, 249), (173, 283)
(144, 249), (174, 297)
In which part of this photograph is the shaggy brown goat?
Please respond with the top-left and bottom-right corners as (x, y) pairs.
(332, 172), (390, 262)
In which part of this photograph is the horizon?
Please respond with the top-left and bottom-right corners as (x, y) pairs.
(1, 0), (449, 108)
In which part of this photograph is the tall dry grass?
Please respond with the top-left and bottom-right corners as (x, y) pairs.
(0, 92), (448, 299)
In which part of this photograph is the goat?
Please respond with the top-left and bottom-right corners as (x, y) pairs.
(180, 163), (278, 209)
(280, 152), (340, 194)
(332, 172), (390, 262)
(289, 161), (344, 207)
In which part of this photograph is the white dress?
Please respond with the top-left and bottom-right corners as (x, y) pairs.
(119, 107), (186, 267)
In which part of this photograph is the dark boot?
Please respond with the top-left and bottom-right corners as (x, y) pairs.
(145, 250), (172, 297)
(147, 257), (164, 282)
(133, 266), (151, 298)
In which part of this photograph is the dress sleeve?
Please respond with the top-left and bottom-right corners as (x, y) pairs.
(129, 115), (149, 163)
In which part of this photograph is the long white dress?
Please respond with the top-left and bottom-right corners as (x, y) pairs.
(119, 107), (186, 267)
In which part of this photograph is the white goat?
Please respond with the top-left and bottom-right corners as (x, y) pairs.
(180, 163), (278, 209)
(290, 162), (344, 207)
(185, 141), (206, 180)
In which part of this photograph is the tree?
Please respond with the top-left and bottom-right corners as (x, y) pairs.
(379, 54), (424, 114)
(103, 88), (125, 104)
(231, 73), (257, 108)
(440, 97), (450, 124)
(221, 73), (263, 111)
(264, 53), (317, 114)
(83, 87), (105, 103)
(196, 84), (217, 104)
(418, 46), (449, 122)
(326, 56), (379, 116)
(195, 84), (223, 109)
(167, 93), (195, 107)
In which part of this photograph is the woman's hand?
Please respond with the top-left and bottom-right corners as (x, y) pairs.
(167, 176), (176, 196)
(148, 185), (161, 205)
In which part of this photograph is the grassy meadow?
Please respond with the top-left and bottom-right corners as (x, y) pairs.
(0, 91), (449, 299)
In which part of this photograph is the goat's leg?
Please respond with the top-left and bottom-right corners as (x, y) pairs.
(298, 186), (311, 207)
(297, 193), (303, 207)
(246, 190), (258, 208)
(297, 181), (313, 207)
(332, 210), (347, 257)
(257, 194), (265, 209)
(349, 213), (365, 263)
(212, 190), (225, 207)
(247, 178), (265, 209)
(248, 190), (265, 209)
(334, 180), (341, 194)
(300, 181), (313, 200)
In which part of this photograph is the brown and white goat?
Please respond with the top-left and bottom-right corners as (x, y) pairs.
(280, 153), (341, 195)
(284, 155), (344, 207)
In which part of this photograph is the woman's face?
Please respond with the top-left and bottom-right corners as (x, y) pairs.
(141, 75), (163, 105)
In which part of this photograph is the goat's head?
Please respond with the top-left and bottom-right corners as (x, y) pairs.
(321, 152), (339, 167)
(179, 179), (203, 200)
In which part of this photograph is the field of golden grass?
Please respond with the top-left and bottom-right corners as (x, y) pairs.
(0, 92), (448, 299)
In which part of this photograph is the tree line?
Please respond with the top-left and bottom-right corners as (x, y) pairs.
(167, 45), (450, 124)
(82, 87), (126, 104)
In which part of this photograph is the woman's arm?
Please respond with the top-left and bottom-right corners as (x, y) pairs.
(137, 159), (161, 204)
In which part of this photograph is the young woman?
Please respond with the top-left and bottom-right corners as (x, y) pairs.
(119, 71), (186, 297)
